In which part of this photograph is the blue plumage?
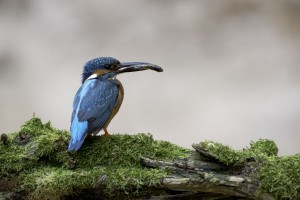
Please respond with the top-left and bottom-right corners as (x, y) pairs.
(68, 74), (119, 151)
(81, 57), (120, 83)
(68, 57), (163, 151)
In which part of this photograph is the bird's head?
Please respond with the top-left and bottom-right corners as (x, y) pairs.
(82, 57), (163, 83)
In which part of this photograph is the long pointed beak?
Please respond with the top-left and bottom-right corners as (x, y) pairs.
(116, 62), (163, 74)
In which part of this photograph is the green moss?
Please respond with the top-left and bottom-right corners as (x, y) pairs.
(256, 154), (300, 199)
(1, 117), (189, 199)
(19, 118), (70, 159)
(249, 139), (278, 157)
(199, 141), (248, 166)
(20, 166), (166, 199)
(198, 140), (300, 199)
(0, 144), (34, 177)
(4, 117), (299, 199)
(0, 118), (71, 178)
(198, 139), (278, 167)
(75, 133), (189, 169)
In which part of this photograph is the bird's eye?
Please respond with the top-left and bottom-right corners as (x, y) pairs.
(110, 64), (119, 71)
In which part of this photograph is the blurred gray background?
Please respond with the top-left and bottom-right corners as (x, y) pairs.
(1, 0), (299, 155)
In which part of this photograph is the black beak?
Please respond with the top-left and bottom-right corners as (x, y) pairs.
(116, 62), (163, 74)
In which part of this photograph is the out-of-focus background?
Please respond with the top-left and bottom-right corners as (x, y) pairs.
(1, 0), (299, 155)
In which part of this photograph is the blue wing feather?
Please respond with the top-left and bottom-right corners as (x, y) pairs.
(68, 78), (119, 151)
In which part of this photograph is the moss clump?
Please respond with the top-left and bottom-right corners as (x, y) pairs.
(256, 154), (300, 199)
(198, 139), (278, 167)
(248, 139), (278, 157)
(198, 140), (300, 199)
(0, 117), (189, 199)
(0, 143), (34, 177)
(20, 117), (70, 161)
(0, 118), (71, 178)
(20, 166), (167, 200)
(75, 133), (189, 169)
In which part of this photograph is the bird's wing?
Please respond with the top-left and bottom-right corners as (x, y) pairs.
(68, 79), (119, 151)
(77, 79), (119, 124)
(70, 86), (83, 123)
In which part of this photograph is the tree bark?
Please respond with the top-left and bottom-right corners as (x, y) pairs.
(138, 149), (274, 200)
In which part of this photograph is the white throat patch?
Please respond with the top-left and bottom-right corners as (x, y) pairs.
(87, 73), (98, 80)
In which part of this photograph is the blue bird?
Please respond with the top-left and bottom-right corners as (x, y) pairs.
(68, 57), (163, 151)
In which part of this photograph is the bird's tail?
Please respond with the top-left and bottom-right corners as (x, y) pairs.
(68, 119), (88, 151)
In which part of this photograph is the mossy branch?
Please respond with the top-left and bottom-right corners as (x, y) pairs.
(0, 117), (299, 199)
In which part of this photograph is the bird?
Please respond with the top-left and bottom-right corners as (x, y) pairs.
(68, 57), (163, 151)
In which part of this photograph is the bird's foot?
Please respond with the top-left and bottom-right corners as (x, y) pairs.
(103, 128), (111, 136)
(104, 129), (110, 136)
(100, 129), (110, 139)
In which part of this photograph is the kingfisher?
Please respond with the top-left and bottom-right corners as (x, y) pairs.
(68, 57), (163, 151)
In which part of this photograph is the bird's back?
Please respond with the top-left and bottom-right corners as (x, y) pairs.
(68, 78), (119, 151)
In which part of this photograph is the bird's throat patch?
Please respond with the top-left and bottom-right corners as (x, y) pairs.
(87, 69), (110, 80)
